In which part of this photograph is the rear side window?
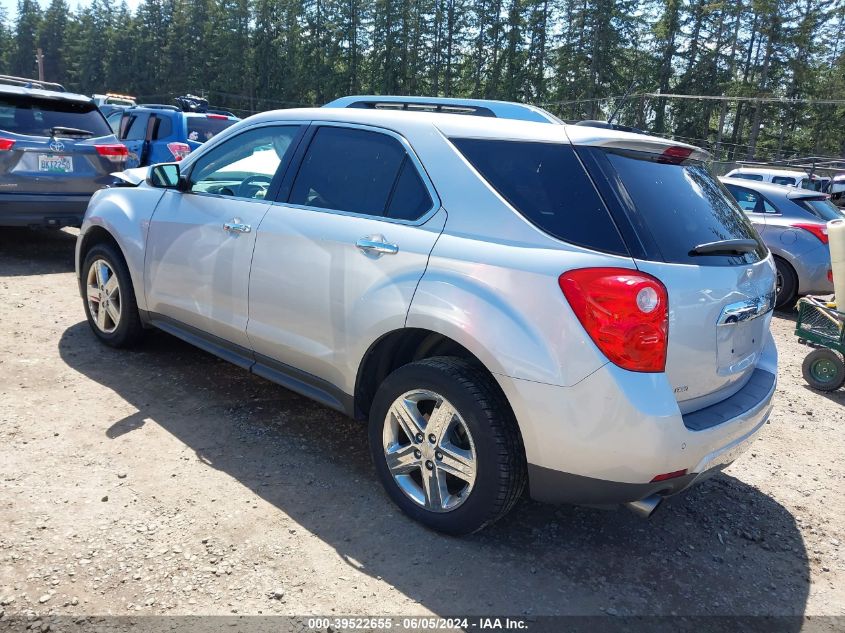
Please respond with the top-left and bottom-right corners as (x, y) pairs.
(592, 149), (767, 266)
(0, 95), (111, 137)
(772, 175), (797, 186)
(795, 197), (845, 221)
(451, 138), (627, 254)
(290, 126), (432, 220)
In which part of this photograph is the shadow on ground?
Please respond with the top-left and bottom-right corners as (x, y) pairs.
(56, 320), (811, 620)
(0, 227), (77, 276)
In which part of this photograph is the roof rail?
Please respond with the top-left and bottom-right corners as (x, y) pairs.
(135, 104), (181, 111)
(0, 74), (66, 92)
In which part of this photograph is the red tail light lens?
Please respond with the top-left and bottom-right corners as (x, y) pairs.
(0, 138), (16, 151)
(95, 144), (129, 163)
(793, 223), (829, 244)
(651, 469), (687, 483)
(559, 268), (669, 373)
(829, 269), (834, 283)
(167, 142), (191, 161)
(658, 146), (693, 164)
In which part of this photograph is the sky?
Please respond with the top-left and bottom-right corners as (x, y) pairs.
(1, 0), (143, 21)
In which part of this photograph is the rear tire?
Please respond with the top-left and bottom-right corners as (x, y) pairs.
(774, 257), (798, 310)
(802, 348), (845, 391)
(81, 242), (144, 348)
(368, 357), (526, 535)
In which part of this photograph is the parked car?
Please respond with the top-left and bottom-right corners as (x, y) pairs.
(76, 108), (777, 534)
(93, 93), (137, 120)
(0, 75), (128, 228)
(724, 167), (825, 191)
(324, 94), (563, 123)
(110, 101), (239, 168)
(720, 176), (838, 308)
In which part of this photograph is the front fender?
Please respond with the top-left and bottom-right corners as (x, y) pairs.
(76, 186), (167, 312)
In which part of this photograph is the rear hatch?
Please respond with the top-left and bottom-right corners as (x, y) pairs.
(573, 135), (775, 413)
(0, 93), (125, 195)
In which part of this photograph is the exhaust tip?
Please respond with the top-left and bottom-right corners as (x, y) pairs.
(624, 494), (663, 519)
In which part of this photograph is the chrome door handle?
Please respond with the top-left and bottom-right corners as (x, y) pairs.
(356, 236), (398, 256)
(223, 219), (251, 234)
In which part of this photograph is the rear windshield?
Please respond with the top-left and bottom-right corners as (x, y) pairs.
(0, 95), (111, 137)
(800, 178), (824, 192)
(591, 148), (767, 266)
(450, 138), (627, 255)
(187, 116), (236, 143)
(795, 197), (845, 221)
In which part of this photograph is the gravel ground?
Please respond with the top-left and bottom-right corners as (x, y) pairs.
(0, 228), (843, 625)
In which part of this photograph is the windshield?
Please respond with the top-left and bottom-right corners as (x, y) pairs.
(0, 95), (111, 137)
(795, 197), (845, 221)
(186, 116), (237, 143)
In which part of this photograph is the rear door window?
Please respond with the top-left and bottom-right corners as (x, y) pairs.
(450, 138), (627, 254)
(584, 148), (767, 266)
(289, 126), (424, 218)
(724, 184), (778, 214)
(772, 175), (797, 186)
(0, 95), (111, 137)
(123, 113), (149, 141)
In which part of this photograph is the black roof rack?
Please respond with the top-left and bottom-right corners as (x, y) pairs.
(0, 74), (66, 92)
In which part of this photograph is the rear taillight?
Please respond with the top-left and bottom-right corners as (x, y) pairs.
(0, 138), (15, 150)
(658, 146), (693, 164)
(793, 223), (829, 244)
(167, 142), (191, 161)
(95, 144), (129, 163)
(559, 268), (669, 373)
(829, 269), (834, 283)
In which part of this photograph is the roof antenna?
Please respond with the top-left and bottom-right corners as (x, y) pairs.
(607, 79), (639, 125)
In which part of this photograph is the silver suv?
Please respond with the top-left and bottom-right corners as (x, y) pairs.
(75, 108), (778, 534)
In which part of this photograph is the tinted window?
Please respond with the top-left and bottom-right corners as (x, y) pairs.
(106, 111), (122, 134)
(772, 176), (797, 186)
(0, 95), (111, 137)
(800, 178), (824, 191)
(451, 138), (626, 254)
(154, 115), (172, 139)
(597, 149), (766, 266)
(190, 125), (300, 200)
(795, 197), (845, 221)
(123, 113), (149, 141)
(734, 173), (765, 181)
(724, 184), (778, 213)
(290, 126), (407, 215)
(186, 116), (237, 143)
(386, 158), (433, 220)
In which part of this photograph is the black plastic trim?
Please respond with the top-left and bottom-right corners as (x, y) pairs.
(682, 369), (776, 432)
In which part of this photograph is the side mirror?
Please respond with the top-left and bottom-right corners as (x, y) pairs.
(149, 163), (185, 190)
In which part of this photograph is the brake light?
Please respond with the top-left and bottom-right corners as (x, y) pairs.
(658, 146), (693, 165)
(167, 142), (191, 161)
(0, 138), (15, 150)
(829, 269), (834, 283)
(94, 144), (129, 163)
(206, 114), (227, 120)
(793, 223), (829, 244)
(559, 268), (669, 373)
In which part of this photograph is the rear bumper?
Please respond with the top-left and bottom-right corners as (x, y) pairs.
(0, 194), (92, 227)
(793, 245), (833, 295)
(497, 331), (777, 506)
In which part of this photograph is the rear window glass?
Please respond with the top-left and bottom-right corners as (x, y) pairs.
(598, 149), (767, 266)
(0, 95), (111, 137)
(187, 116), (236, 143)
(451, 138), (627, 254)
(796, 197), (845, 221)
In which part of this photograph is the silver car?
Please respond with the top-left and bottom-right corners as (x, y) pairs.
(720, 176), (838, 308)
(75, 108), (778, 534)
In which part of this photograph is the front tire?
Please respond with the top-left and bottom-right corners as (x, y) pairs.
(368, 357), (526, 535)
(802, 348), (845, 391)
(81, 242), (143, 348)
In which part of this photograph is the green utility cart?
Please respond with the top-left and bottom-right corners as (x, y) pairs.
(795, 297), (845, 391)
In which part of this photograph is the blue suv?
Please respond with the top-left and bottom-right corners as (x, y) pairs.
(107, 96), (238, 168)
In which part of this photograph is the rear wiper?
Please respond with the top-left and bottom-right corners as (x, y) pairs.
(689, 239), (759, 256)
(50, 126), (94, 138)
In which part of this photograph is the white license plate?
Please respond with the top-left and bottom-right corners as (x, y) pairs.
(38, 154), (73, 173)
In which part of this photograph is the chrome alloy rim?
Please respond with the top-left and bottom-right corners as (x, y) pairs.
(382, 390), (477, 512)
(86, 259), (121, 334)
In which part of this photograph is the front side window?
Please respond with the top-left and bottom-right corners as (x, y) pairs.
(289, 126), (432, 220)
(189, 125), (301, 200)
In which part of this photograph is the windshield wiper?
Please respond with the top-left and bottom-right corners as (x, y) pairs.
(50, 126), (94, 138)
(689, 239), (759, 256)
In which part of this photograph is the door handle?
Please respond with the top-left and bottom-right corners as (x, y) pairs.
(223, 219), (251, 234)
(356, 235), (398, 256)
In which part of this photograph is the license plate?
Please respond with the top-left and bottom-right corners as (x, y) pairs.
(38, 154), (73, 173)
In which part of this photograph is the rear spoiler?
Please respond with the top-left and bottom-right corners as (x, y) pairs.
(565, 126), (711, 162)
(787, 189), (830, 200)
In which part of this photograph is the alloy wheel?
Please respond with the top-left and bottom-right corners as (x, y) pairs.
(382, 390), (477, 513)
(86, 259), (122, 334)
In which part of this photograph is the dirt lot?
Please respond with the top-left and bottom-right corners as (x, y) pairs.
(0, 228), (843, 625)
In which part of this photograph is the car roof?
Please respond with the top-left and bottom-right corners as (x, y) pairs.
(0, 84), (93, 105)
(323, 95), (563, 124)
(243, 107), (705, 156)
(720, 176), (827, 199)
